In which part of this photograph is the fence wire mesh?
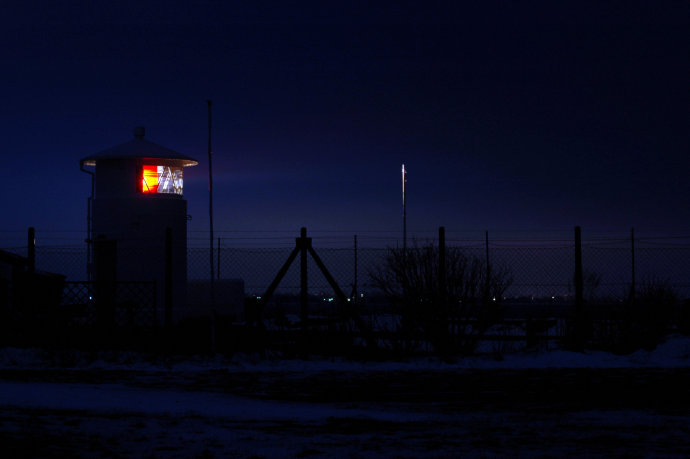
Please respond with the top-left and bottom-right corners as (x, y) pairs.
(2, 231), (689, 304)
(59, 281), (156, 327)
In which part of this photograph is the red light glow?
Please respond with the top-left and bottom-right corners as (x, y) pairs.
(142, 165), (158, 193)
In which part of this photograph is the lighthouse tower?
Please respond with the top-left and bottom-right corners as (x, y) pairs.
(80, 127), (198, 323)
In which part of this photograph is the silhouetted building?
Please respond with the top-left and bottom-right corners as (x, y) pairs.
(0, 249), (27, 311)
(80, 127), (198, 323)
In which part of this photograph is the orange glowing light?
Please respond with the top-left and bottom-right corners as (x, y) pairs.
(141, 165), (159, 193)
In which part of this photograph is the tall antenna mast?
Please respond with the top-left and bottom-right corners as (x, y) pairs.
(207, 100), (215, 306)
(402, 163), (407, 251)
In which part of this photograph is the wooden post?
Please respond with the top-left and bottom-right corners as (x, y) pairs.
(353, 235), (358, 304)
(261, 247), (300, 306)
(573, 225), (585, 350)
(485, 230), (490, 302)
(574, 226), (583, 311)
(439, 227), (446, 306)
(258, 227), (376, 351)
(630, 227), (636, 303)
(27, 227), (35, 274)
(299, 227), (309, 328)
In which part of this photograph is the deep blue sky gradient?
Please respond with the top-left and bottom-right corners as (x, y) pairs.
(1, 1), (688, 245)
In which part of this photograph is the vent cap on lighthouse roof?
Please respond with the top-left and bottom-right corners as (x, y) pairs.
(80, 126), (199, 167)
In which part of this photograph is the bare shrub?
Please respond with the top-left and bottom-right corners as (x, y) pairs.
(622, 277), (680, 351)
(369, 242), (513, 356)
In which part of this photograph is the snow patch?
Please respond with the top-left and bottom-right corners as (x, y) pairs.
(1, 335), (689, 372)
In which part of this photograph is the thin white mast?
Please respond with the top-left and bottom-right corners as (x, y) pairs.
(402, 164), (407, 251)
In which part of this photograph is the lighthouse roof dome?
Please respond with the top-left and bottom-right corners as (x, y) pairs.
(80, 127), (198, 167)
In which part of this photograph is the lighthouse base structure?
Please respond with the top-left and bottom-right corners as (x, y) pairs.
(92, 196), (188, 325)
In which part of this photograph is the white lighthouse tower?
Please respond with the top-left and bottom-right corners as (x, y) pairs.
(80, 127), (198, 324)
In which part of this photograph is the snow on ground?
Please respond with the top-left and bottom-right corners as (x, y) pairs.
(0, 381), (435, 423)
(1, 337), (690, 457)
(1, 334), (690, 372)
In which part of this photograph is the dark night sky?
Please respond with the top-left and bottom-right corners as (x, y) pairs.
(1, 1), (688, 245)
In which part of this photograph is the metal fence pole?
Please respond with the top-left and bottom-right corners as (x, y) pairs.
(300, 227), (309, 328)
(353, 234), (358, 304)
(485, 230), (490, 302)
(439, 226), (446, 306)
(573, 225), (585, 350)
(27, 227), (35, 274)
(630, 227), (636, 303)
(574, 226), (583, 310)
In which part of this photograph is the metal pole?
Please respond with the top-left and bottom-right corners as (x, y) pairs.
(86, 195), (92, 281)
(402, 164), (407, 252)
(630, 227), (636, 303)
(80, 162), (95, 281)
(485, 230), (490, 302)
(353, 234), (358, 304)
(217, 237), (221, 280)
(439, 227), (446, 306)
(573, 225), (585, 350)
(207, 99), (215, 306)
(300, 227), (309, 328)
(27, 227), (35, 274)
(574, 226), (583, 311)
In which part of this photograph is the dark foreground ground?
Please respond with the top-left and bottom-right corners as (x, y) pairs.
(1, 367), (690, 457)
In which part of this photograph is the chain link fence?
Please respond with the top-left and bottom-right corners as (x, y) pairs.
(3, 229), (689, 306)
(2, 229), (689, 354)
(59, 281), (157, 328)
(199, 243), (689, 303)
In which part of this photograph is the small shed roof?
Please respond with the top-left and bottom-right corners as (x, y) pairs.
(80, 127), (199, 167)
(0, 249), (27, 268)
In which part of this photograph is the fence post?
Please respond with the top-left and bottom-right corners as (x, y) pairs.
(485, 230), (490, 302)
(573, 225), (585, 350)
(630, 227), (636, 303)
(353, 235), (358, 304)
(574, 226), (583, 311)
(27, 227), (35, 274)
(439, 227), (446, 306)
(165, 227), (173, 328)
(299, 227), (309, 328)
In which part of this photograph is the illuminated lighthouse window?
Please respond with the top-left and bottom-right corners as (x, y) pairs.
(141, 165), (183, 195)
